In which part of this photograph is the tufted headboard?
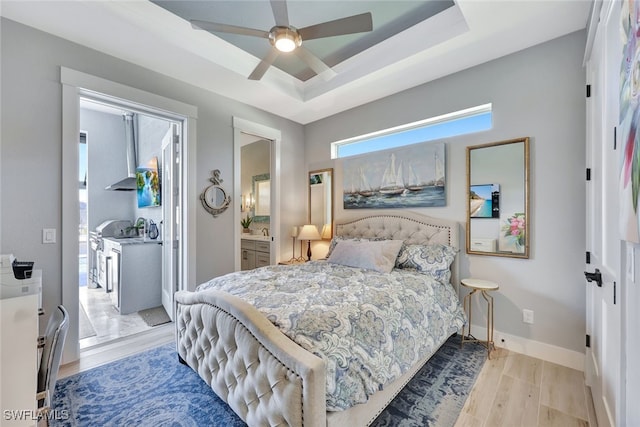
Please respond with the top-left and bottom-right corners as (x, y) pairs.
(335, 210), (461, 295)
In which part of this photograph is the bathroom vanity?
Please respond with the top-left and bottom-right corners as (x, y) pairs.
(240, 236), (271, 270)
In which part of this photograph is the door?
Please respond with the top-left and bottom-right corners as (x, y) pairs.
(585, 2), (622, 426)
(161, 123), (180, 321)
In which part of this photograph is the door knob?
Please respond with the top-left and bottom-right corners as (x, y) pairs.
(584, 268), (603, 287)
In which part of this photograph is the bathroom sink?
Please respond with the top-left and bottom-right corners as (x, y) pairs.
(241, 234), (270, 241)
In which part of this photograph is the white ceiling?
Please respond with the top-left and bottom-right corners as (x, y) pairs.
(1, 1), (592, 125)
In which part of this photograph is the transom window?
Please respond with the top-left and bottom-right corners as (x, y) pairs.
(331, 104), (492, 159)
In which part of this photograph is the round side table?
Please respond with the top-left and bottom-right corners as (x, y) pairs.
(460, 278), (499, 359)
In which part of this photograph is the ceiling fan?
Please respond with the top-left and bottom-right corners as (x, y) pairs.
(190, 0), (373, 81)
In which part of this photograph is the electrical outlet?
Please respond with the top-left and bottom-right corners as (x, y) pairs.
(522, 309), (534, 324)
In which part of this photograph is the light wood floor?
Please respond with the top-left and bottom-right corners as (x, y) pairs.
(455, 347), (597, 427)
(59, 323), (175, 379)
(59, 334), (596, 427)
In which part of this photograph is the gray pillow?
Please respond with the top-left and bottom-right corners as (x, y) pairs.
(327, 239), (404, 273)
(395, 243), (457, 283)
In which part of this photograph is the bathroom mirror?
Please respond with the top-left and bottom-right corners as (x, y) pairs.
(467, 137), (529, 258)
(309, 168), (333, 239)
(252, 173), (270, 221)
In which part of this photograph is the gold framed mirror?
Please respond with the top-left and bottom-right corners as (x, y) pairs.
(466, 137), (530, 258)
(308, 168), (333, 240)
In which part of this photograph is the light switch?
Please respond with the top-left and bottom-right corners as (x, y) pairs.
(43, 228), (56, 244)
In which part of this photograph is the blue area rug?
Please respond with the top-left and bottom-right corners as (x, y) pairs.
(52, 335), (486, 427)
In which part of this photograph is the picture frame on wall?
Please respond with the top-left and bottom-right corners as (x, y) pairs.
(342, 142), (446, 209)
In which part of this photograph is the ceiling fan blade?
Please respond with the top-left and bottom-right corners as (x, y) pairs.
(299, 12), (372, 41)
(270, 0), (290, 27)
(295, 47), (337, 81)
(191, 20), (269, 39)
(248, 48), (280, 80)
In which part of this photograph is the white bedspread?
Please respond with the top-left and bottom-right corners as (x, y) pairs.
(196, 261), (465, 410)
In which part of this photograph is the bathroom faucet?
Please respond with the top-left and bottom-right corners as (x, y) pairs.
(262, 228), (269, 236)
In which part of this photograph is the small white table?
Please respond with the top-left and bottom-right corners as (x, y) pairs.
(460, 278), (499, 359)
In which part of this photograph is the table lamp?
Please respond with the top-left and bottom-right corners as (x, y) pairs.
(288, 226), (299, 262)
(298, 224), (321, 261)
(321, 223), (332, 240)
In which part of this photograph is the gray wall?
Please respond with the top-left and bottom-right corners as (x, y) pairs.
(81, 108), (136, 230)
(305, 31), (587, 352)
(0, 18), (306, 320)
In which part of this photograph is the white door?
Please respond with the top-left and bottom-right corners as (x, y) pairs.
(585, 2), (621, 426)
(161, 123), (180, 321)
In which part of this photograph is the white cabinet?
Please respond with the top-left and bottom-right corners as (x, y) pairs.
(241, 239), (270, 270)
(1, 256), (41, 427)
(103, 239), (162, 315)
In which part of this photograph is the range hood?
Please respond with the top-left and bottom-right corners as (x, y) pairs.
(106, 113), (137, 191)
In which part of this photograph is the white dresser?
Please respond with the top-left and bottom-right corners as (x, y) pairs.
(0, 254), (42, 427)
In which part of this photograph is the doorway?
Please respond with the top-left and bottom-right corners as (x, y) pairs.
(77, 99), (180, 349)
(233, 117), (282, 271)
(61, 67), (197, 363)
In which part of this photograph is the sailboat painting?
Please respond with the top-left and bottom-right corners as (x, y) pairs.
(343, 142), (446, 209)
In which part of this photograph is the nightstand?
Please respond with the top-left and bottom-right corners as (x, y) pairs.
(460, 278), (499, 359)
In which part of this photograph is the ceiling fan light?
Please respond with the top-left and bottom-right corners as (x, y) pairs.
(269, 27), (301, 53)
(275, 35), (296, 52)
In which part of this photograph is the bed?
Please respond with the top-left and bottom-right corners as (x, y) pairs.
(175, 211), (465, 426)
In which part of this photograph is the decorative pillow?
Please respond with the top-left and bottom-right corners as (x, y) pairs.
(326, 236), (383, 258)
(327, 239), (404, 273)
(395, 243), (457, 283)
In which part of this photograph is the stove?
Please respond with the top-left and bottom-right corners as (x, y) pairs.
(95, 220), (135, 239)
(89, 220), (133, 288)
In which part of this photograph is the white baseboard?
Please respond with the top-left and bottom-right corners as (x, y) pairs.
(468, 326), (585, 371)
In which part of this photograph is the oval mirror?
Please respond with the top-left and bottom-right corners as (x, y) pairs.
(466, 137), (530, 258)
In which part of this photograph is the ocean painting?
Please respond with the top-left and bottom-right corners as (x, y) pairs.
(470, 184), (500, 218)
(343, 142), (445, 209)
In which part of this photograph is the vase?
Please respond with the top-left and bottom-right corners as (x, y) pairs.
(242, 228), (251, 234)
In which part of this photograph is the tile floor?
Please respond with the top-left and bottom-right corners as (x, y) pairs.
(455, 347), (597, 427)
(78, 286), (160, 349)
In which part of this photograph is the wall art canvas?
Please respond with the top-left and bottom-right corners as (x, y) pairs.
(137, 157), (161, 208)
(620, 0), (640, 242)
(343, 142), (445, 209)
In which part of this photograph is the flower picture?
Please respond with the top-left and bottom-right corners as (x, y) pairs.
(501, 213), (525, 251)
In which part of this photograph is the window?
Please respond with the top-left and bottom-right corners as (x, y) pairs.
(331, 104), (492, 159)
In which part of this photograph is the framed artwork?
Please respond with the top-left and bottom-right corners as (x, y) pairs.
(343, 142), (445, 209)
(620, 1), (640, 242)
(470, 184), (500, 218)
(136, 157), (161, 208)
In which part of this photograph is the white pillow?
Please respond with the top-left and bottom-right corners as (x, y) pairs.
(327, 239), (404, 273)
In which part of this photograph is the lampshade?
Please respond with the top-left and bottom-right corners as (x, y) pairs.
(321, 224), (332, 240)
(297, 224), (321, 241)
(290, 226), (299, 238)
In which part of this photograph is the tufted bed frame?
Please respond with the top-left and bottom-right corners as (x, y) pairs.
(175, 211), (460, 426)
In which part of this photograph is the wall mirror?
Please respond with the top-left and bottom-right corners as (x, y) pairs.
(467, 137), (529, 258)
(200, 169), (231, 217)
(309, 168), (333, 239)
(252, 173), (270, 221)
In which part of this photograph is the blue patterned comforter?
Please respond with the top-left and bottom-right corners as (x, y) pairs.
(196, 261), (466, 411)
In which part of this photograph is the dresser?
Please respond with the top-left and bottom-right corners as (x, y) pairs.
(241, 238), (271, 270)
(0, 255), (42, 427)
